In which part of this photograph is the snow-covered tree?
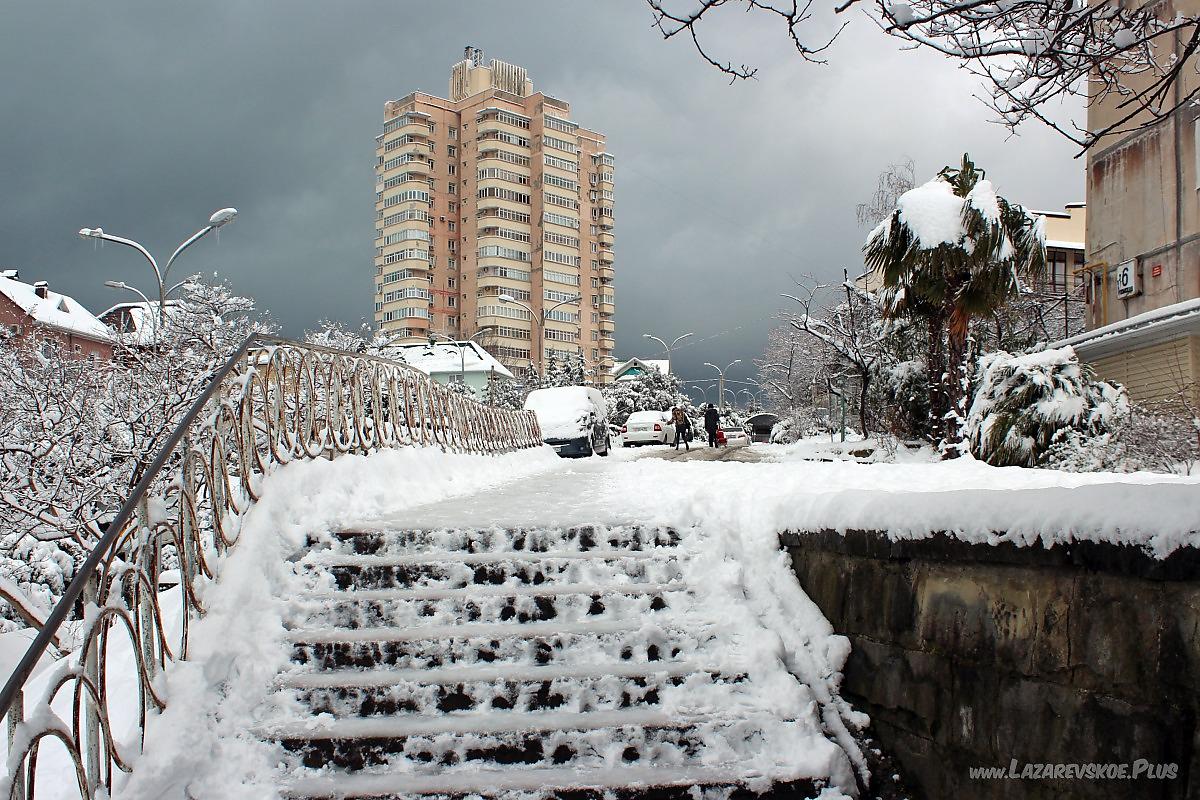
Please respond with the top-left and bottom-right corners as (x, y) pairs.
(864, 154), (1045, 450)
(964, 346), (1128, 467)
(781, 272), (899, 436)
(602, 368), (690, 426)
(0, 275), (274, 631)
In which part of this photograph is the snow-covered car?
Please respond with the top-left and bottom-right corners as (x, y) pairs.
(620, 410), (675, 446)
(524, 386), (611, 458)
(717, 426), (750, 447)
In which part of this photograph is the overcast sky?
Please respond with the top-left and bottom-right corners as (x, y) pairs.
(0, 1), (1084, 398)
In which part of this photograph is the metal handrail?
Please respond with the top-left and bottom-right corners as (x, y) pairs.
(0, 334), (542, 799)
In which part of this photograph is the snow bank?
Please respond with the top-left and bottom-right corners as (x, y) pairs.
(611, 446), (1199, 559)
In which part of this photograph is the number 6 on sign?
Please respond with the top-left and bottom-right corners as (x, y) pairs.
(1115, 260), (1139, 298)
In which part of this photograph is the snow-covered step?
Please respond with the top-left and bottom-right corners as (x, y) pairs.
(264, 707), (691, 741)
(262, 525), (842, 798)
(279, 659), (708, 689)
(285, 583), (688, 630)
(318, 525), (681, 558)
(280, 765), (818, 800)
(300, 551), (684, 592)
(287, 669), (708, 718)
(276, 721), (743, 774)
(290, 626), (721, 672)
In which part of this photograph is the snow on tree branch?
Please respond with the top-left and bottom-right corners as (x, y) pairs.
(645, 0), (1200, 150)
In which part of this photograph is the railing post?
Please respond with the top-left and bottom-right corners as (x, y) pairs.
(82, 574), (101, 796)
(136, 495), (158, 686)
(6, 687), (25, 800)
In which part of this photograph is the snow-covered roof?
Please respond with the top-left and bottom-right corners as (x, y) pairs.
(610, 357), (669, 379)
(98, 300), (181, 345)
(0, 274), (111, 341)
(391, 341), (515, 379)
(1053, 297), (1200, 360)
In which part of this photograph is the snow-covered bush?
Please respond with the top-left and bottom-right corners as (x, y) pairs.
(0, 276), (274, 629)
(964, 346), (1128, 467)
(876, 359), (931, 441)
(1046, 400), (1200, 474)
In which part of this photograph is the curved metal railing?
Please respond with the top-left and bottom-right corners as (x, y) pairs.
(0, 334), (542, 799)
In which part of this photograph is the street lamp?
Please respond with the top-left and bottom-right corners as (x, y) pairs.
(703, 359), (742, 409)
(498, 292), (581, 374)
(642, 331), (693, 376)
(80, 207), (238, 330)
(427, 327), (496, 386)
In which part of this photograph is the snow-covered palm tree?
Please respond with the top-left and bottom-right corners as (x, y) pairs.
(863, 153), (1045, 449)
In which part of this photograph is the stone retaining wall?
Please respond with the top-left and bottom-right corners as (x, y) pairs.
(782, 530), (1200, 800)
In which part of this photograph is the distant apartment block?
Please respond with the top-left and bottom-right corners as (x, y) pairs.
(373, 47), (616, 382)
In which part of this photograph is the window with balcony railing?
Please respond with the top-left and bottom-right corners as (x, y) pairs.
(543, 173), (578, 192)
(477, 186), (530, 205)
(478, 226), (531, 243)
(478, 129), (530, 148)
(544, 288), (578, 303)
(478, 167), (530, 186)
(479, 148), (531, 167)
(477, 304), (532, 321)
(544, 269), (581, 286)
(479, 286), (531, 301)
(477, 244), (530, 262)
(478, 206), (531, 224)
(544, 327), (579, 341)
(544, 153), (578, 172)
(542, 211), (579, 229)
(476, 265), (531, 282)
(543, 134), (576, 153)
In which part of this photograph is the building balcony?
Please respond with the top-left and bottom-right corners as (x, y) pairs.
(598, 319), (615, 334)
(599, 336), (615, 350)
(599, 250), (614, 265)
(598, 232), (615, 247)
(382, 313), (429, 332)
(599, 298), (615, 312)
(598, 266), (615, 282)
(379, 253), (432, 270)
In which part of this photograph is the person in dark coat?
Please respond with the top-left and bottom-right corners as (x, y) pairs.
(703, 404), (721, 447)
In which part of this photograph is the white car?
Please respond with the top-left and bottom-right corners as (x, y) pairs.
(621, 410), (676, 446)
(717, 426), (750, 447)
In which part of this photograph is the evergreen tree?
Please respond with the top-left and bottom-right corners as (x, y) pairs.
(863, 153), (1045, 452)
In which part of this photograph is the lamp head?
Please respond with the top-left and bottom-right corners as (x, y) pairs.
(498, 293), (515, 303)
(209, 208), (238, 228)
(79, 228), (103, 239)
(103, 280), (126, 290)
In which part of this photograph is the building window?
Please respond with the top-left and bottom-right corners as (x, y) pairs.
(591, 277), (599, 288)
(448, 296), (456, 307)
(448, 145), (457, 156)
(449, 221), (456, 231)
(449, 182), (457, 194)
(449, 164), (456, 176)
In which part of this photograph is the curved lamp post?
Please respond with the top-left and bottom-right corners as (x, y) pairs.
(499, 293), (581, 375)
(80, 207), (238, 332)
(641, 331), (693, 376)
(703, 359), (741, 409)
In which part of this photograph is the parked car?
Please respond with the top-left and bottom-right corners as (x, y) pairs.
(716, 426), (750, 447)
(524, 386), (611, 458)
(620, 410), (676, 446)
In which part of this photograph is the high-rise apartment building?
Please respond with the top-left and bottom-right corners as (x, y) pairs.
(373, 48), (616, 382)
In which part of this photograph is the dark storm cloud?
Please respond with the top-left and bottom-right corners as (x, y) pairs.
(0, 1), (1082, 392)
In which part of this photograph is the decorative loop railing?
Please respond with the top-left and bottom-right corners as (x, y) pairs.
(0, 335), (542, 800)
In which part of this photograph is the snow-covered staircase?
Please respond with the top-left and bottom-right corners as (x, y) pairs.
(264, 526), (849, 798)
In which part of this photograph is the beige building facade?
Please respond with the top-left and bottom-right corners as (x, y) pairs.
(373, 48), (616, 382)
(1080, 0), (1200, 404)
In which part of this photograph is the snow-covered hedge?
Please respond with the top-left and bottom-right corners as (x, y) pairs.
(964, 346), (1128, 467)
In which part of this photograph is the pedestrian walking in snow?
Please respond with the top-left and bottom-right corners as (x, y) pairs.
(671, 406), (691, 451)
(703, 404), (721, 448)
